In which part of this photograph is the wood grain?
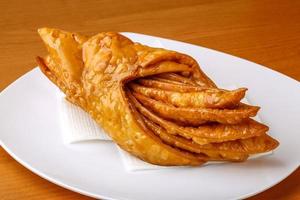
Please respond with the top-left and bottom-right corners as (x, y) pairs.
(0, 0), (299, 199)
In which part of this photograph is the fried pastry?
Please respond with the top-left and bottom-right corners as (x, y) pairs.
(37, 28), (279, 166)
(129, 83), (247, 109)
(156, 72), (199, 86)
(137, 77), (227, 93)
(128, 91), (267, 144)
(132, 92), (259, 125)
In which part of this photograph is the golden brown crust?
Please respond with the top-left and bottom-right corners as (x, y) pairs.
(79, 30), (206, 165)
(129, 82), (247, 109)
(129, 92), (268, 144)
(143, 116), (249, 161)
(37, 27), (279, 166)
(137, 78), (221, 92)
(132, 91), (259, 125)
(156, 73), (199, 86)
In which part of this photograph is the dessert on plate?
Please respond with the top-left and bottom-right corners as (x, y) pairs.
(36, 28), (279, 166)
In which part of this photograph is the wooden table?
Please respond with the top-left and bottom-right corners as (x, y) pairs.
(0, 0), (299, 199)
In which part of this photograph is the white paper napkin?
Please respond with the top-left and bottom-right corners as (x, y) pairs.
(58, 92), (111, 143)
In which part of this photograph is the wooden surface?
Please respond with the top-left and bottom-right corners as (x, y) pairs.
(0, 0), (299, 199)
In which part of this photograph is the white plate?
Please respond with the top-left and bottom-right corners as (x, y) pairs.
(0, 32), (299, 200)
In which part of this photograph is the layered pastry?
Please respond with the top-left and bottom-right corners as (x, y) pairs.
(36, 28), (279, 166)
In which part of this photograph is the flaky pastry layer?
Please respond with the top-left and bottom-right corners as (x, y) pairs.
(37, 28), (279, 166)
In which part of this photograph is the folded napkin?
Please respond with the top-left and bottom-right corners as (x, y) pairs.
(58, 91), (111, 142)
